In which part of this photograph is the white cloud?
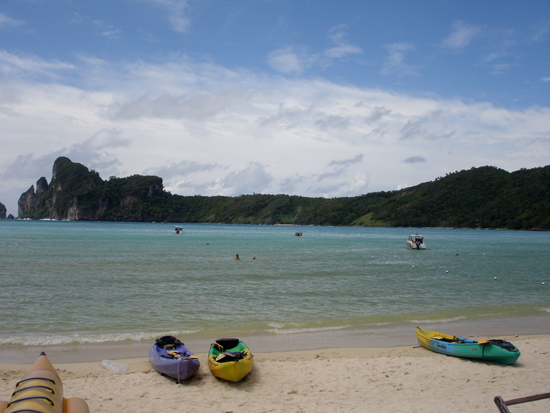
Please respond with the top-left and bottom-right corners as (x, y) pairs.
(214, 162), (273, 196)
(319, 154), (363, 181)
(112, 90), (245, 120)
(267, 46), (312, 75)
(365, 106), (391, 124)
(323, 25), (362, 59)
(0, 51), (74, 78)
(481, 35), (517, 73)
(268, 25), (361, 75)
(404, 156), (426, 164)
(1, 52), (549, 216)
(315, 115), (350, 131)
(380, 43), (420, 77)
(0, 12), (24, 29)
(146, 0), (190, 33)
(442, 20), (481, 49)
(145, 160), (218, 180)
(93, 20), (123, 38)
(529, 18), (550, 42)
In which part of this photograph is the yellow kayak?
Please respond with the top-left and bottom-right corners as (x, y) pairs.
(208, 338), (254, 382)
(0, 352), (89, 413)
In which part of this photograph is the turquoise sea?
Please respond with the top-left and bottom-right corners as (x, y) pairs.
(0, 220), (549, 361)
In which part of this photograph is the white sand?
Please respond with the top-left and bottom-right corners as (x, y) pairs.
(1, 335), (549, 412)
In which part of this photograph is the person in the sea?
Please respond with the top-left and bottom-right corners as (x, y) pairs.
(235, 254), (240, 260)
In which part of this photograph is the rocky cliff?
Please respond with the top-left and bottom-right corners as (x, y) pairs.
(18, 177), (48, 217)
(18, 157), (165, 221)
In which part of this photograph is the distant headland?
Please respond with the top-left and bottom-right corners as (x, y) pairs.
(0, 202), (7, 219)
(12, 157), (550, 230)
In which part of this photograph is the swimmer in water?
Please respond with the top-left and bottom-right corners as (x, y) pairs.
(235, 254), (240, 260)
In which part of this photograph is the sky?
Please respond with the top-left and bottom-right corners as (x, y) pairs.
(1, 0), (549, 216)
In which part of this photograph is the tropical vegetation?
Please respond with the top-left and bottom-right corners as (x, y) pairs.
(15, 157), (550, 230)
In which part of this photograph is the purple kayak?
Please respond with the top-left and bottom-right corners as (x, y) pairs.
(149, 336), (200, 382)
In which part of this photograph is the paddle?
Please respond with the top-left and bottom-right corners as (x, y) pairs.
(216, 352), (234, 361)
(215, 352), (244, 362)
(432, 336), (460, 342)
(167, 350), (201, 359)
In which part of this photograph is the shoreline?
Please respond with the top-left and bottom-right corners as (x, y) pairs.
(5, 218), (550, 231)
(1, 335), (549, 412)
(1, 313), (548, 364)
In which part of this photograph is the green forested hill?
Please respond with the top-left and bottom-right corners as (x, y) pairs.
(16, 158), (550, 230)
(367, 166), (550, 229)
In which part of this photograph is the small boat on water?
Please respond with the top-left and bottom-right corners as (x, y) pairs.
(295, 232), (302, 236)
(149, 336), (200, 382)
(407, 233), (426, 249)
(174, 226), (183, 234)
(0, 352), (89, 413)
(208, 338), (254, 382)
(416, 327), (520, 365)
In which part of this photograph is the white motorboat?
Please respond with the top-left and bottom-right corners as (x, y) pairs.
(407, 233), (426, 249)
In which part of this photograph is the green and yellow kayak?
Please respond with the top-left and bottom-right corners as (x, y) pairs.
(416, 327), (520, 365)
(208, 338), (254, 382)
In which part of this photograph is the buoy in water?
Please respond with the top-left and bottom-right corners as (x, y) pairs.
(494, 277), (497, 280)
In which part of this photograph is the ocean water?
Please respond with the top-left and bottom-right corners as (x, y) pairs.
(0, 220), (549, 351)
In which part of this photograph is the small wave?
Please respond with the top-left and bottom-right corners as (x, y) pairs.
(0, 329), (201, 346)
(267, 325), (351, 335)
(409, 316), (466, 324)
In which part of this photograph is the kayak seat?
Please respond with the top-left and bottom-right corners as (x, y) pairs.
(488, 339), (517, 351)
(215, 338), (240, 350)
(155, 335), (183, 350)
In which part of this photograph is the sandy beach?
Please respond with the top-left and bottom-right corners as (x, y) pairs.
(1, 334), (548, 412)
